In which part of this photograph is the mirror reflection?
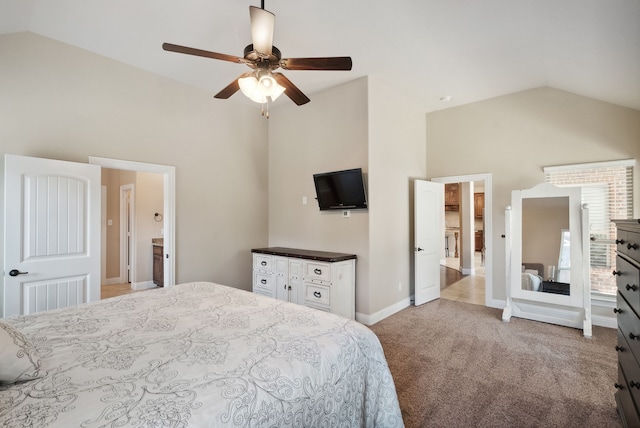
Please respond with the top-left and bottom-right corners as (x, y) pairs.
(521, 196), (570, 295)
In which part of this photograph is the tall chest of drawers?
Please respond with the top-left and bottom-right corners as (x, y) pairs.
(614, 219), (640, 427)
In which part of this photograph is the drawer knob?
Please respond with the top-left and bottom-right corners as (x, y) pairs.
(616, 239), (626, 245)
(314, 268), (322, 275)
(261, 279), (267, 284)
(613, 270), (622, 276)
(616, 345), (625, 352)
(614, 308), (623, 314)
(626, 284), (638, 292)
(615, 383), (624, 390)
(630, 332), (640, 341)
(261, 261), (267, 266)
(313, 291), (322, 298)
(628, 243), (639, 250)
(631, 381), (640, 389)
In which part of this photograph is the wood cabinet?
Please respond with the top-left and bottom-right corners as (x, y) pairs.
(252, 247), (356, 319)
(445, 183), (459, 211)
(474, 192), (485, 218)
(474, 230), (484, 251)
(613, 219), (640, 427)
(153, 244), (164, 287)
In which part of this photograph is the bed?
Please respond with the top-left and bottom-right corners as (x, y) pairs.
(521, 263), (544, 292)
(0, 282), (403, 427)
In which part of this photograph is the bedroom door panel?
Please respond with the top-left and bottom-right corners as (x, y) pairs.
(4, 155), (101, 317)
(414, 180), (444, 306)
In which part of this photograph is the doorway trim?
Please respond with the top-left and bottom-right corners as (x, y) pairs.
(120, 184), (134, 284)
(89, 157), (176, 288)
(431, 173), (495, 308)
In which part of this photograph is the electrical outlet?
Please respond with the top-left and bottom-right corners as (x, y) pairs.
(342, 210), (351, 218)
(398, 282), (402, 291)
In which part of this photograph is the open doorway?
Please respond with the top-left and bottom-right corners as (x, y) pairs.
(90, 157), (176, 299)
(431, 173), (493, 307)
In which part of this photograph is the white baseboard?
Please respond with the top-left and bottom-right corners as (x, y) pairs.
(132, 281), (157, 291)
(356, 297), (412, 326)
(592, 314), (617, 329)
(102, 277), (122, 285)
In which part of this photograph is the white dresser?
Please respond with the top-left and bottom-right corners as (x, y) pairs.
(251, 247), (356, 319)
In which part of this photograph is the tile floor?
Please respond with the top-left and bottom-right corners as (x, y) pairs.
(440, 253), (485, 306)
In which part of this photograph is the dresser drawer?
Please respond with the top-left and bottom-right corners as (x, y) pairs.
(253, 254), (273, 272)
(618, 230), (640, 261)
(617, 363), (640, 428)
(618, 293), (640, 364)
(618, 328), (640, 384)
(253, 272), (274, 294)
(305, 283), (331, 309)
(304, 261), (331, 283)
(617, 255), (640, 315)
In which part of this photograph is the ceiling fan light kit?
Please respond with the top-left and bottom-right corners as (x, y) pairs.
(162, 2), (352, 118)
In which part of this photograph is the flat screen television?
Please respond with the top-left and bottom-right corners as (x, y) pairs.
(313, 168), (368, 211)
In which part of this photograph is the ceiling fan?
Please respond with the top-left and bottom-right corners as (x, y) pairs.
(162, 1), (352, 113)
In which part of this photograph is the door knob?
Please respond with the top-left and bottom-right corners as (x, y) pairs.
(9, 269), (28, 277)
(416, 247), (424, 252)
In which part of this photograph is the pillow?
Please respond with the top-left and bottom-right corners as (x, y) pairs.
(0, 320), (42, 383)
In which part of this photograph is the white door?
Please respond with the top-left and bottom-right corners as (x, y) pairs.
(4, 154), (101, 317)
(414, 180), (444, 306)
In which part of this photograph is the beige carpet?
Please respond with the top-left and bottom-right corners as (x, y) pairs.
(370, 299), (621, 428)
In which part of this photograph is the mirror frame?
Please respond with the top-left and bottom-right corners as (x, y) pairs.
(503, 183), (591, 336)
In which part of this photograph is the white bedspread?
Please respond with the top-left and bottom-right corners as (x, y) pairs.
(0, 282), (403, 427)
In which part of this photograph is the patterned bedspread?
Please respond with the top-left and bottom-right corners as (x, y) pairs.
(0, 282), (403, 427)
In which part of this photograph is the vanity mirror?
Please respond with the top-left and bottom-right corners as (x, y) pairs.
(502, 183), (591, 337)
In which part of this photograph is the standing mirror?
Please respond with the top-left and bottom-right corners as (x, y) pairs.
(502, 183), (591, 337)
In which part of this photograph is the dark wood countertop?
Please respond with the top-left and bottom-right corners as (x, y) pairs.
(252, 247), (357, 262)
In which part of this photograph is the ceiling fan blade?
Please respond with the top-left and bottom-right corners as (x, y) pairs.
(272, 73), (310, 105)
(249, 6), (275, 56)
(214, 73), (252, 99)
(280, 57), (353, 71)
(163, 42), (246, 64)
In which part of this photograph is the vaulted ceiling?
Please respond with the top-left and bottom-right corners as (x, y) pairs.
(2, 0), (639, 112)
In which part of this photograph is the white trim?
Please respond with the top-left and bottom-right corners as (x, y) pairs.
(356, 296), (412, 326)
(592, 314), (617, 329)
(102, 277), (121, 286)
(120, 184), (134, 284)
(543, 159), (635, 173)
(89, 157), (176, 288)
(431, 173), (494, 308)
(131, 280), (157, 291)
(101, 186), (107, 285)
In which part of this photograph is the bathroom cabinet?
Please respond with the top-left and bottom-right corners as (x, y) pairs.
(153, 244), (163, 287)
(613, 219), (640, 427)
(251, 247), (356, 319)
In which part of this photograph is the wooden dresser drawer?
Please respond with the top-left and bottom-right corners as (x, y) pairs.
(253, 254), (273, 272)
(304, 261), (332, 283)
(618, 328), (638, 375)
(617, 255), (640, 315)
(618, 293), (640, 364)
(305, 283), (331, 310)
(253, 272), (274, 294)
(618, 230), (640, 261)
(617, 364), (640, 428)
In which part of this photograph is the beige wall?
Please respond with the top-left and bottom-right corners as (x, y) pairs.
(0, 32), (269, 313)
(268, 78), (370, 312)
(367, 77), (427, 315)
(426, 87), (640, 304)
(269, 77), (426, 319)
(133, 171), (164, 284)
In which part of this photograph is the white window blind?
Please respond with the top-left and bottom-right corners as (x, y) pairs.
(544, 160), (634, 295)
